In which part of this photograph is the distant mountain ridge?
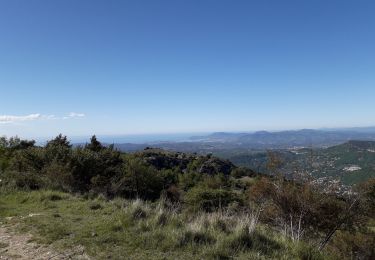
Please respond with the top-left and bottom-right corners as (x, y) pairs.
(190, 128), (375, 148)
(110, 128), (375, 153)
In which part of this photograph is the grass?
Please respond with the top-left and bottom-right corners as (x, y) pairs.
(0, 190), (328, 260)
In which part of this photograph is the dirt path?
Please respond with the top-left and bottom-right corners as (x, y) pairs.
(0, 225), (90, 260)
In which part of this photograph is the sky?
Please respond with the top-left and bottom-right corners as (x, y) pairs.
(0, 0), (375, 139)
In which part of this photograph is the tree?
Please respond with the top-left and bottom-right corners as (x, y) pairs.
(0, 136), (35, 150)
(86, 135), (104, 152)
(112, 158), (163, 200)
(46, 134), (71, 148)
(45, 134), (72, 163)
(70, 146), (123, 193)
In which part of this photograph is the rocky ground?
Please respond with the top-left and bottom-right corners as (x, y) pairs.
(0, 224), (89, 260)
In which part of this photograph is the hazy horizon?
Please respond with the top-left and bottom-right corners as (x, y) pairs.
(3, 124), (375, 145)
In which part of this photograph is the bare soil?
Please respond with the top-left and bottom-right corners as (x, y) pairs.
(0, 225), (90, 260)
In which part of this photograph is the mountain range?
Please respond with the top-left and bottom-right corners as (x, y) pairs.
(190, 128), (375, 148)
(113, 128), (375, 152)
(108, 128), (375, 185)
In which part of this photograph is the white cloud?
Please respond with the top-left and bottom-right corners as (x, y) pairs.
(0, 113), (41, 123)
(42, 115), (58, 120)
(0, 112), (85, 123)
(68, 112), (85, 118)
(63, 112), (86, 120)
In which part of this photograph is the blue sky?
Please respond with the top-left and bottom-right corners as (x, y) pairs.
(1, 0), (374, 139)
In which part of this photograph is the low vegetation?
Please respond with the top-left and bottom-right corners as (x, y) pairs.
(0, 135), (374, 259)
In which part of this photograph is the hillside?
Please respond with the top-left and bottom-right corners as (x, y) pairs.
(225, 140), (375, 186)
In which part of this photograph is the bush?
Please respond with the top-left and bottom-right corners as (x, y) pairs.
(231, 167), (255, 178)
(1, 170), (46, 190)
(112, 158), (164, 200)
(9, 147), (45, 172)
(164, 184), (181, 202)
(178, 172), (204, 191)
(185, 186), (239, 212)
(42, 161), (73, 192)
(70, 146), (123, 193)
(328, 230), (375, 259)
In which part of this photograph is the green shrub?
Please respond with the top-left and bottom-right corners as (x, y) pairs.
(1, 171), (46, 190)
(42, 161), (73, 192)
(70, 147), (122, 193)
(328, 230), (375, 260)
(231, 167), (255, 178)
(178, 171), (203, 191)
(185, 186), (239, 212)
(112, 158), (164, 200)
